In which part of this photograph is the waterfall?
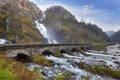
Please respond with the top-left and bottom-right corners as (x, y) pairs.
(41, 12), (46, 21)
(35, 12), (58, 44)
(35, 21), (58, 44)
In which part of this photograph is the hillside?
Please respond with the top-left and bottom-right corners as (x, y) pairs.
(0, 0), (42, 44)
(110, 30), (120, 43)
(42, 6), (110, 44)
(105, 31), (115, 37)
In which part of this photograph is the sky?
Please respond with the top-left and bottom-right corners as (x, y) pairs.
(29, 0), (120, 32)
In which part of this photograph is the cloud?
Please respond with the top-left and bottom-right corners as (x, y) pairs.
(30, 0), (44, 2)
(30, 0), (120, 32)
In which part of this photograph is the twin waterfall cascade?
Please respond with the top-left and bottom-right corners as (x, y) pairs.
(35, 21), (58, 44)
(35, 12), (58, 44)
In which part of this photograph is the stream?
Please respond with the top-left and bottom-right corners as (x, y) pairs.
(26, 44), (120, 80)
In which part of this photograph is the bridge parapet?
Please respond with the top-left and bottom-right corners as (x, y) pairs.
(0, 44), (91, 62)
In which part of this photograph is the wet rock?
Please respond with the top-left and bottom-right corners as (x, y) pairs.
(67, 59), (77, 67)
(112, 57), (116, 60)
(103, 52), (108, 54)
(114, 61), (120, 65)
(41, 71), (48, 76)
(94, 57), (97, 59)
(82, 60), (108, 67)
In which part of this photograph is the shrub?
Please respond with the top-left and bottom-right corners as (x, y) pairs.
(58, 26), (72, 33)
(32, 54), (51, 66)
(54, 73), (64, 80)
(0, 60), (16, 80)
(54, 52), (63, 57)
(54, 72), (71, 80)
(78, 62), (120, 79)
(81, 74), (92, 80)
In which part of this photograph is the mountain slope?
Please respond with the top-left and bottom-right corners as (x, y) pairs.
(0, 1), (110, 44)
(110, 30), (120, 43)
(105, 31), (115, 37)
(42, 6), (110, 44)
(0, 0), (42, 43)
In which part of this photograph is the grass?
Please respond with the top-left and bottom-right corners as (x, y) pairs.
(91, 43), (114, 51)
(81, 74), (92, 80)
(53, 52), (63, 57)
(32, 54), (52, 66)
(78, 62), (120, 79)
(0, 54), (42, 80)
(58, 26), (72, 33)
(54, 72), (71, 80)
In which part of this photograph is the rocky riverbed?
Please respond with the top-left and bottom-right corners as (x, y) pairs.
(26, 44), (120, 80)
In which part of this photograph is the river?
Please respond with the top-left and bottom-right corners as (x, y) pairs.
(26, 44), (120, 80)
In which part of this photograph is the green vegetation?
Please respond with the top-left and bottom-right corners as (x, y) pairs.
(92, 43), (114, 51)
(53, 52), (63, 57)
(81, 74), (92, 80)
(0, 0), (42, 44)
(44, 6), (110, 44)
(0, 54), (41, 80)
(32, 54), (52, 66)
(58, 26), (72, 33)
(0, 60), (16, 80)
(78, 62), (120, 79)
(54, 74), (64, 80)
(54, 72), (71, 80)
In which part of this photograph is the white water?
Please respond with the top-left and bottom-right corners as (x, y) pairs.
(26, 44), (120, 80)
(0, 39), (10, 44)
(41, 12), (46, 21)
(35, 12), (58, 44)
(35, 21), (58, 44)
(26, 51), (119, 80)
(27, 55), (103, 80)
(45, 55), (104, 80)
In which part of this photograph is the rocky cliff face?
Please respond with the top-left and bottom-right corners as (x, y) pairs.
(45, 6), (77, 22)
(0, 0), (43, 44)
(110, 30), (120, 43)
(42, 6), (110, 44)
(0, 0), (11, 7)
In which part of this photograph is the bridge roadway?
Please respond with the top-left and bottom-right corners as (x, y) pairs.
(0, 44), (91, 62)
(0, 44), (91, 51)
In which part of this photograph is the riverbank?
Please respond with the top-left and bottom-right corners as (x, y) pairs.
(0, 53), (42, 80)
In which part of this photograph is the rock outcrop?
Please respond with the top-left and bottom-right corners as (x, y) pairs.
(0, 0), (42, 43)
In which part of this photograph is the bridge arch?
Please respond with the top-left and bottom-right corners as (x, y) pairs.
(41, 50), (54, 56)
(86, 47), (90, 50)
(71, 48), (79, 52)
(59, 49), (68, 54)
(15, 53), (32, 62)
(81, 47), (85, 51)
(7, 50), (32, 62)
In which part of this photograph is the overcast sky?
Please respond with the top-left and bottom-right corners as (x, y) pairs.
(30, 0), (120, 31)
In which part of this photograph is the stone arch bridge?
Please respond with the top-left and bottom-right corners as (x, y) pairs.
(0, 44), (91, 62)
